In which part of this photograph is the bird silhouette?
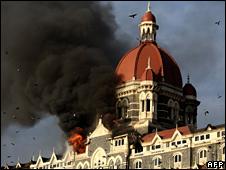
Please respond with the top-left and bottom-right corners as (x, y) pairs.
(204, 111), (209, 116)
(129, 13), (137, 18)
(217, 94), (222, 99)
(215, 20), (221, 25)
(11, 143), (15, 146)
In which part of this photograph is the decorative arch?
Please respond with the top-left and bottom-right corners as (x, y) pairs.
(152, 155), (162, 167)
(134, 159), (142, 169)
(115, 155), (123, 168)
(197, 147), (208, 165)
(76, 162), (83, 169)
(116, 98), (129, 118)
(140, 92), (146, 113)
(107, 158), (115, 169)
(83, 161), (89, 169)
(91, 147), (107, 169)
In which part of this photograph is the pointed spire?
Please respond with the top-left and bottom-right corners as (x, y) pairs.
(155, 128), (158, 134)
(176, 123), (178, 130)
(31, 152), (35, 161)
(187, 73), (190, 83)
(39, 150), (41, 157)
(52, 147), (55, 154)
(147, 1), (151, 12)
(146, 57), (151, 69)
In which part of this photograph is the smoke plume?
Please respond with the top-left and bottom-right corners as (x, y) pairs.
(1, 2), (129, 134)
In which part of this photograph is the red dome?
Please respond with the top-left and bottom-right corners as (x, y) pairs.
(141, 11), (156, 22)
(183, 83), (197, 97)
(116, 42), (183, 88)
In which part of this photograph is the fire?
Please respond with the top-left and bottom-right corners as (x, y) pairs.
(68, 127), (86, 154)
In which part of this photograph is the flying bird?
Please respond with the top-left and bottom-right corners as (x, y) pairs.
(11, 143), (15, 146)
(204, 111), (209, 116)
(217, 94), (222, 99)
(129, 13), (137, 18)
(215, 20), (221, 25)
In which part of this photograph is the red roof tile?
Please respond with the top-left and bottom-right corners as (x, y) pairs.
(142, 126), (192, 143)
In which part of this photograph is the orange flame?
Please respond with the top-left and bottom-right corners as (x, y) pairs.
(68, 127), (86, 154)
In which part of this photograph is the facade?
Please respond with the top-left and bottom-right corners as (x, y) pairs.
(2, 2), (225, 169)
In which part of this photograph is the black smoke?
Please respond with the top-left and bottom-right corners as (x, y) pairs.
(1, 1), (129, 134)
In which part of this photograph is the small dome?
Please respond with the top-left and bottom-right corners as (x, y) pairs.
(183, 83), (197, 97)
(141, 11), (156, 22)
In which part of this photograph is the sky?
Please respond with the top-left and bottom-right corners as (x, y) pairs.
(1, 1), (225, 166)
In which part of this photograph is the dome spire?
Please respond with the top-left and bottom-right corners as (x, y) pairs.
(147, 1), (151, 12)
(187, 73), (190, 83)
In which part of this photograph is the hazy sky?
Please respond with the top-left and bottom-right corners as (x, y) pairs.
(1, 1), (225, 166)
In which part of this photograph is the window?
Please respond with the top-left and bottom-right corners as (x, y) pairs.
(206, 134), (210, 139)
(172, 142), (175, 146)
(195, 136), (199, 141)
(115, 140), (118, 146)
(223, 147), (225, 154)
(199, 150), (207, 158)
(135, 161), (142, 169)
(153, 157), (161, 167)
(122, 139), (124, 145)
(174, 154), (182, 162)
(146, 99), (150, 112)
(147, 146), (150, 151)
(156, 145), (161, 149)
(142, 100), (145, 112)
(152, 145), (155, 150)
(182, 140), (186, 144)
(200, 135), (205, 140)
(222, 131), (225, 136)
(217, 132), (221, 137)
(177, 141), (181, 145)
(118, 140), (121, 146)
(166, 142), (169, 147)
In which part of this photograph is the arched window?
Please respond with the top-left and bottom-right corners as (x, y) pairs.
(153, 156), (161, 167)
(115, 158), (121, 169)
(174, 154), (182, 162)
(108, 159), (114, 169)
(198, 149), (208, 165)
(84, 162), (89, 169)
(146, 99), (150, 112)
(199, 150), (207, 158)
(135, 160), (142, 169)
(174, 102), (180, 120)
(116, 99), (129, 119)
(168, 99), (174, 119)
